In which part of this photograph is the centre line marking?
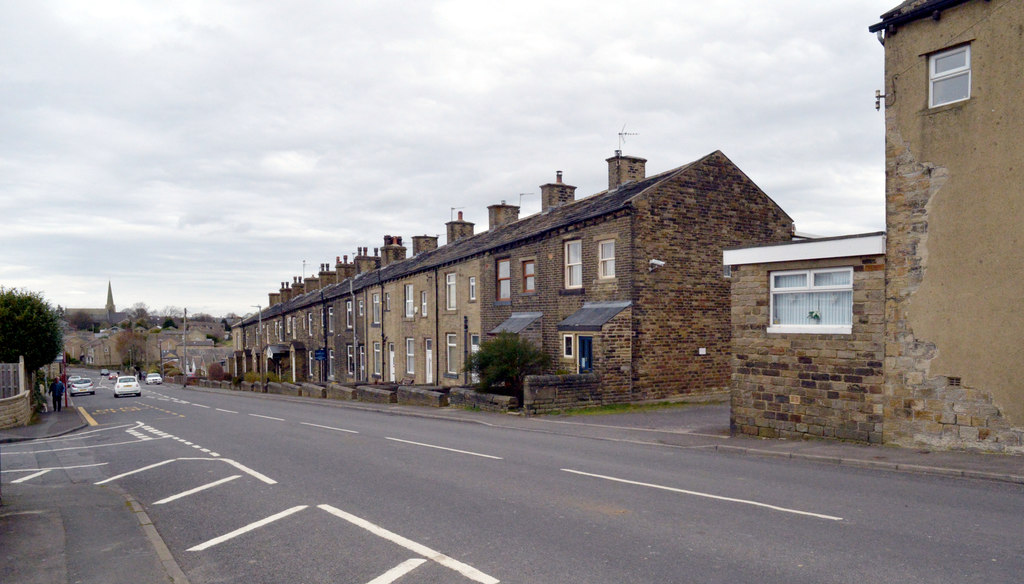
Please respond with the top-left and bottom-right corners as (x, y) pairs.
(300, 422), (359, 434)
(193, 404), (210, 409)
(154, 475), (242, 505)
(385, 437), (502, 460)
(216, 408), (238, 413)
(188, 505), (309, 551)
(319, 504), (499, 584)
(249, 414), (285, 421)
(562, 469), (843, 521)
(367, 559), (428, 584)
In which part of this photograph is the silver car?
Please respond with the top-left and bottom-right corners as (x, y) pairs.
(113, 376), (141, 398)
(70, 378), (95, 396)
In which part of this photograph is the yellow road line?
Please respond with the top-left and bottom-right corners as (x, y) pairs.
(79, 407), (99, 426)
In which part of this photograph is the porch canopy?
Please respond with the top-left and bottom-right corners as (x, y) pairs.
(490, 312), (543, 334)
(557, 300), (631, 331)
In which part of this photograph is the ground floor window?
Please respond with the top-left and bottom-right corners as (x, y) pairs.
(769, 267), (853, 334)
(446, 334), (458, 374)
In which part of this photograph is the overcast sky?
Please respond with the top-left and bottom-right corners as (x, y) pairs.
(2, 1), (896, 317)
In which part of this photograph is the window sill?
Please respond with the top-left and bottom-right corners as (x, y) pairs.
(559, 288), (584, 296)
(767, 325), (852, 335)
(443, 372), (460, 379)
(494, 300), (511, 306)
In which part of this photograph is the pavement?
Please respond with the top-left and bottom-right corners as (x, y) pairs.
(1, 391), (1022, 584)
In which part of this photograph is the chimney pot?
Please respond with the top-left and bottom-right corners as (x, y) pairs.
(556, 171), (562, 183)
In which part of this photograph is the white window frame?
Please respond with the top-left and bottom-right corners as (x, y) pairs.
(929, 44), (970, 108)
(329, 349), (335, 379)
(384, 292), (391, 312)
(307, 312), (313, 332)
(372, 293), (381, 324)
(328, 307), (335, 333)
(598, 239), (615, 279)
(405, 337), (415, 374)
(469, 276), (477, 301)
(373, 342), (382, 375)
(768, 267), (853, 335)
(564, 240), (582, 289)
(405, 284), (415, 318)
(562, 333), (574, 359)
(420, 290), (428, 318)
(446, 273), (457, 310)
(446, 333), (458, 374)
(358, 299), (364, 317)
(347, 345), (354, 375)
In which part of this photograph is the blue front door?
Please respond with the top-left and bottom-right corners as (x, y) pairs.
(577, 336), (593, 373)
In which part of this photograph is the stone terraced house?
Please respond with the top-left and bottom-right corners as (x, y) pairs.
(233, 150), (793, 407)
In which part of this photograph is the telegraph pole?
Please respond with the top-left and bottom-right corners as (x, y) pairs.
(182, 308), (188, 385)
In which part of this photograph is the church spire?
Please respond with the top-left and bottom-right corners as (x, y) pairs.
(105, 281), (115, 314)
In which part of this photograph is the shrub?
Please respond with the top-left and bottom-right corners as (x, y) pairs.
(464, 333), (551, 403)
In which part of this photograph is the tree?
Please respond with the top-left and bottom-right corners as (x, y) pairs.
(127, 302), (150, 321)
(0, 288), (63, 372)
(115, 329), (148, 368)
(67, 310), (94, 330)
(162, 317), (177, 329)
(464, 333), (551, 403)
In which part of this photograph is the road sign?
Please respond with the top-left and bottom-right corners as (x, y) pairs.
(314, 349), (327, 361)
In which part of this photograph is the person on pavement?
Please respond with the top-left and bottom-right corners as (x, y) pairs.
(48, 378), (65, 412)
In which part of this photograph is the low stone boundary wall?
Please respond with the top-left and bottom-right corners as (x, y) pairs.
(397, 387), (448, 408)
(523, 373), (602, 415)
(325, 383), (356, 400)
(267, 382), (301, 397)
(449, 387), (517, 412)
(357, 385), (397, 404)
(0, 389), (31, 430)
(299, 383), (325, 398)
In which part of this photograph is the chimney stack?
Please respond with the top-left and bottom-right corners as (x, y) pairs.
(606, 150), (647, 190)
(381, 235), (407, 266)
(540, 171), (577, 211)
(488, 202), (520, 230)
(355, 246), (380, 274)
(445, 211), (475, 245)
(279, 281), (292, 303)
(336, 255), (357, 281)
(319, 262), (337, 286)
(291, 275), (306, 296)
(412, 235), (439, 255)
(269, 290), (281, 307)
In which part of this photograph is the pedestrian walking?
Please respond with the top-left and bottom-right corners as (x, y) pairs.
(48, 378), (65, 412)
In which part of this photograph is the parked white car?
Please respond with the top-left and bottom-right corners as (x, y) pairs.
(145, 373), (163, 385)
(113, 376), (141, 398)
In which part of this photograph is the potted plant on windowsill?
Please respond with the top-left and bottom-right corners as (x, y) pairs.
(807, 310), (821, 322)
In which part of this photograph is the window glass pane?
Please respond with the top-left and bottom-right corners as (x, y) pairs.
(772, 291), (853, 325)
(499, 280), (510, 299)
(773, 273), (806, 289)
(523, 261), (534, 277)
(569, 264), (582, 287)
(600, 241), (614, 259)
(567, 241), (580, 263)
(934, 48), (966, 74)
(498, 260), (509, 278)
(814, 270), (851, 287)
(933, 73), (970, 105)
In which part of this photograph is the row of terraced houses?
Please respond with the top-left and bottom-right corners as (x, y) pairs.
(234, 0), (1024, 452)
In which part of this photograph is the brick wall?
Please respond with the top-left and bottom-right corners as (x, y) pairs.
(523, 373), (602, 414)
(730, 255), (886, 443)
(632, 152), (793, 400)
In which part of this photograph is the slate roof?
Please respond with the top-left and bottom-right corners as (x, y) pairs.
(490, 312), (544, 335)
(869, 0), (974, 32)
(240, 149), (769, 327)
(556, 301), (632, 332)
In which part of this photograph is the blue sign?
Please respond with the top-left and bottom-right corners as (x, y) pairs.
(314, 349), (327, 361)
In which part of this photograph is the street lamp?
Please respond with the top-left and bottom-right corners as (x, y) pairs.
(251, 305), (263, 388)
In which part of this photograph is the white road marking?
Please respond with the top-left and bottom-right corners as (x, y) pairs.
(300, 422), (359, 434)
(319, 504), (499, 584)
(562, 469), (843, 521)
(216, 408), (238, 413)
(12, 469), (51, 483)
(96, 460), (176, 484)
(2, 462), (108, 474)
(4, 437), (168, 455)
(153, 475), (242, 505)
(187, 505), (309, 551)
(95, 457), (276, 485)
(249, 414), (285, 421)
(384, 437), (502, 460)
(366, 559), (428, 584)
(192, 404), (211, 409)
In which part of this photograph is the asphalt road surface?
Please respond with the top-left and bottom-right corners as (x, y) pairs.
(6, 369), (1024, 583)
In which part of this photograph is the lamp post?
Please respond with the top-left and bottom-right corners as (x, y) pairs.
(251, 305), (262, 388)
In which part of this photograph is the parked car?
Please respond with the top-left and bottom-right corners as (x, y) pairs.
(100, 369), (109, 376)
(68, 375), (82, 385)
(145, 373), (162, 385)
(69, 378), (95, 396)
(113, 376), (141, 398)
(108, 372), (117, 381)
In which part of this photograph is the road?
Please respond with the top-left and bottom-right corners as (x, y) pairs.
(4, 368), (1024, 583)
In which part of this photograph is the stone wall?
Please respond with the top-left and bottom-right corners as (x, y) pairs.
(449, 387), (517, 412)
(523, 373), (602, 415)
(0, 390), (31, 430)
(730, 255), (886, 443)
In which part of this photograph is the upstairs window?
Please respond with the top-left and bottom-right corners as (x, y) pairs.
(446, 273), (457, 310)
(769, 267), (853, 334)
(404, 284), (415, 318)
(496, 260), (511, 301)
(345, 301), (352, 329)
(329, 306), (336, 333)
(564, 240), (582, 289)
(598, 240), (615, 278)
(930, 45), (970, 108)
(372, 293), (381, 324)
(420, 290), (428, 317)
(469, 276), (477, 301)
(522, 260), (536, 293)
